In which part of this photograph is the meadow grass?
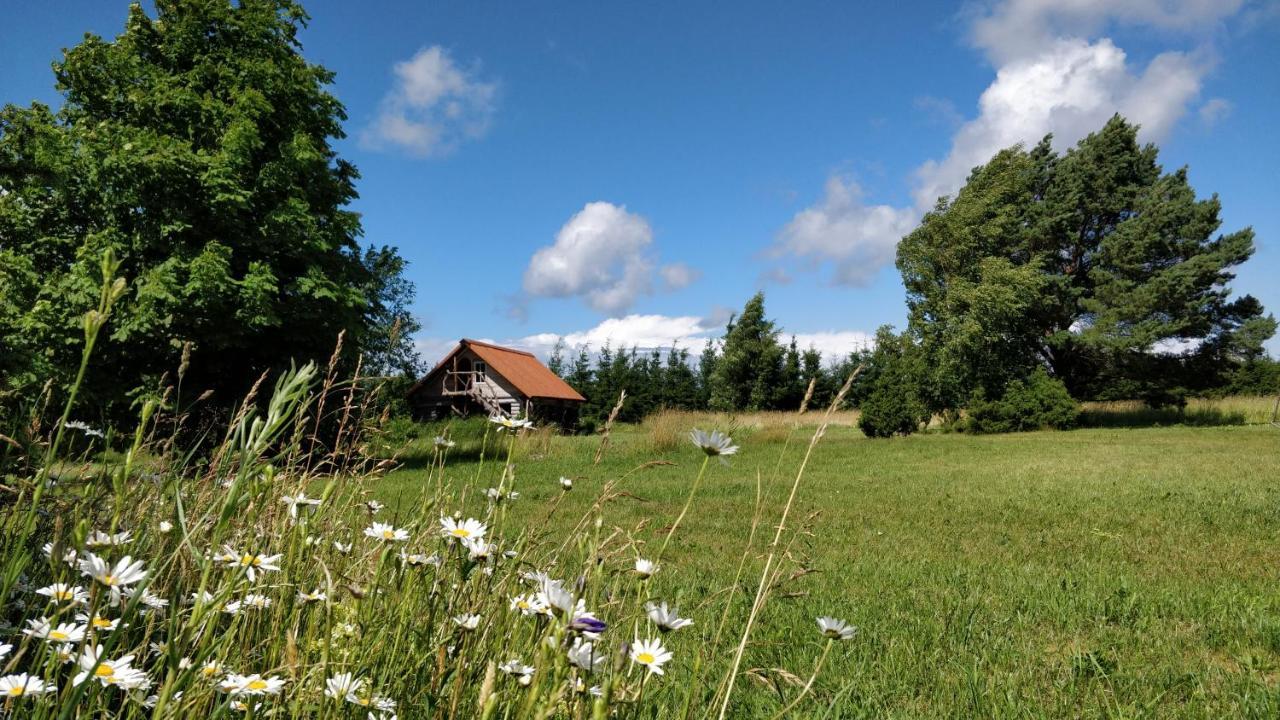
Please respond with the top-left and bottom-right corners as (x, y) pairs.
(380, 420), (1280, 718)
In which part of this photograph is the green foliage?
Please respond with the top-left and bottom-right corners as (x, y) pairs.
(963, 368), (1079, 434)
(857, 327), (930, 438)
(897, 115), (1274, 411)
(0, 0), (420, 423)
(709, 292), (786, 411)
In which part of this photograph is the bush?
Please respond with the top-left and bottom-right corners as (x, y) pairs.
(964, 368), (1079, 433)
(858, 371), (929, 438)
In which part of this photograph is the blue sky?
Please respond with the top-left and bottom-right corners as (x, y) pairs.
(3, 1), (1278, 362)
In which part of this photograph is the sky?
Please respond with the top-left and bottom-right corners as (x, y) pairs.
(3, 0), (1278, 363)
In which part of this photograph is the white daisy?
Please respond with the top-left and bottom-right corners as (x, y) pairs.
(364, 500), (386, 514)
(816, 616), (856, 640)
(499, 659), (534, 677)
(439, 517), (486, 542)
(220, 545), (282, 582)
(158, 520), (174, 533)
(559, 476), (573, 490)
(24, 617), (86, 643)
(281, 493), (321, 519)
(325, 672), (364, 699)
(689, 428), (738, 463)
(42, 542), (78, 565)
(297, 588), (328, 603)
(453, 613), (480, 630)
(333, 541), (353, 554)
(220, 673), (286, 696)
(72, 645), (139, 687)
(463, 537), (494, 560)
(0, 643), (10, 662)
(433, 435), (456, 448)
(85, 529), (132, 548)
(629, 637), (673, 675)
(64, 420), (105, 438)
(35, 583), (87, 605)
(634, 558), (658, 577)
(489, 415), (534, 431)
(566, 638), (605, 673)
(509, 594), (548, 617)
(364, 522), (409, 542)
(75, 612), (121, 633)
(645, 602), (694, 632)
(78, 553), (147, 603)
(0, 673), (55, 697)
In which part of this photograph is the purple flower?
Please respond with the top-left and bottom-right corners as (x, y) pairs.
(569, 614), (607, 635)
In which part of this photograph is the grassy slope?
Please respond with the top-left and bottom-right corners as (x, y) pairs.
(378, 423), (1280, 718)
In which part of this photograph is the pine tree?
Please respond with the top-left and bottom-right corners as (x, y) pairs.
(709, 292), (786, 411)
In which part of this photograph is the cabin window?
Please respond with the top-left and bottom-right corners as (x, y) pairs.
(474, 361), (487, 383)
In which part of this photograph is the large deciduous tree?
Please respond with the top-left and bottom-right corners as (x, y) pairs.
(0, 0), (420, 420)
(897, 115), (1273, 409)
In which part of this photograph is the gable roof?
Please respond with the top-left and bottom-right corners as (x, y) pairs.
(409, 339), (586, 402)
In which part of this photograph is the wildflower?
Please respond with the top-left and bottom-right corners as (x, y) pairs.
(325, 672), (364, 699)
(281, 493), (321, 519)
(489, 415), (534, 431)
(567, 639), (605, 673)
(199, 661), (225, 679)
(297, 589), (328, 603)
(78, 553), (147, 603)
(64, 420), (105, 439)
(486, 487), (518, 502)
(364, 522), (409, 542)
(0, 644), (10, 662)
(559, 476), (573, 490)
(453, 614), (481, 631)
(76, 613), (121, 633)
(220, 545), (282, 582)
(24, 617), (86, 643)
(499, 659), (534, 677)
(348, 693), (397, 712)
(364, 500), (386, 514)
(568, 612), (608, 636)
(645, 602), (694, 632)
(634, 558), (658, 577)
(629, 637), (673, 675)
(439, 517), (486, 542)
(125, 586), (170, 612)
(463, 537), (495, 561)
(433, 435), (456, 448)
(334, 541), (353, 554)
(35, 583), (87, 605)
(690, 428), (738, 464)
(72, 645), (140, 687)
(816, 616), (856, 640)
(220, 673), (286, 696)
(158, 520), (174, 533)
(537, 578), (579, 617)
(42, 542), (78, 565)
(85, 529), (132, 548)
(242, 593), (272, 610)
(0, 673), (55, 697)
(509, 594), (547, 616)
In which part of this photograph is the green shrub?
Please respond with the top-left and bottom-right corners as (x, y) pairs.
(858, 371), (929, 438)
(964, 368), (1079, 433)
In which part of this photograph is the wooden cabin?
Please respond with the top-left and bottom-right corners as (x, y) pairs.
(405, 339), (586, 426)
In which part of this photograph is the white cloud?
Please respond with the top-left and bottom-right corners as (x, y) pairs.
(659, 263), (700, 290)
(773, 0), (1234, 284)
(362, 46), (497, 158)
(771, 176), (917, 287)
(913, 38), (1205, 210)
(970, 0), (1245, 64)
(788, 331), (876, 359)
(520, 202), (697, 316)
(1199, 97), (1233, 125)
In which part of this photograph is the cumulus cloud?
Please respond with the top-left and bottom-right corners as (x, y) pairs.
(771, 176), (918, 287)
(912, 38), (1205, 210)
(362, 46), (497, 158)
(771, 1), (1237, 284)
(1199, 97), (1233, 125)
(970, 0), (1245, 64)
(520, 202), (697, 316)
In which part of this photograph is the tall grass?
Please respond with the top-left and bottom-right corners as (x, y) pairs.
(1080, 395), (1277, 427)
(0, 255), (854, 718)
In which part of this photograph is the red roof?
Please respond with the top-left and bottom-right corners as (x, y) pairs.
(410, 339), (585, 402)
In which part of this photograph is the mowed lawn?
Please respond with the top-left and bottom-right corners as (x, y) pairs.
(376, 422), (1280, 718)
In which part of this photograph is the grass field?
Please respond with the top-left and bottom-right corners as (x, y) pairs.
(378, 419), (1280, 717)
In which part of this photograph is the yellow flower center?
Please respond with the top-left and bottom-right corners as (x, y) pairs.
(241, 555), (257, 566)
(49, 630), (69, 641)
(55, 590), (73, 600)
(202, 666), (219, 677)
(382, 530), (394, 539)
(451, 528), (470, 538)
(95, 664), (115, 678)
(517, 600), (529, 609)
(355, 697), (372, 706)
(92, 617), (112, 629)
(246, 679), (269, 691)
(8, 686), (24, 696)
(103, 575), (118, 586)
(636, 652), (655, 664)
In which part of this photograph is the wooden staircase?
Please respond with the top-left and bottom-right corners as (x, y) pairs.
(443, 370), (509, 418)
